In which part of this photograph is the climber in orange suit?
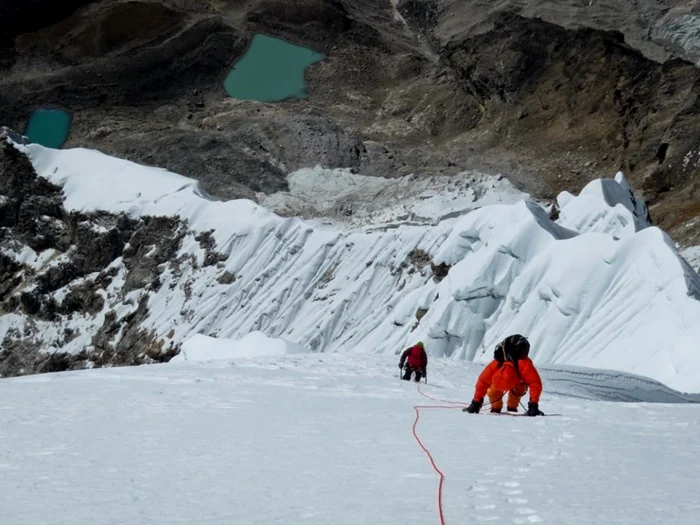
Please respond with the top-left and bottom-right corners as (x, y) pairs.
(463, 335), (544, 416)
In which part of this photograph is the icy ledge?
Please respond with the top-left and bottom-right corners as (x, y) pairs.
(5, 142), (700, 392)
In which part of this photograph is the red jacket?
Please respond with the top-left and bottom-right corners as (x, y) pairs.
(473, 358), (542, 403)
(400, 345), (427, 369)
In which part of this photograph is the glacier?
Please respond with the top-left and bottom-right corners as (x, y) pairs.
(3, 141), (700, 392)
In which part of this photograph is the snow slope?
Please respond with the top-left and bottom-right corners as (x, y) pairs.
(6, 142), (700, 391)
(0, 355), (699, 525)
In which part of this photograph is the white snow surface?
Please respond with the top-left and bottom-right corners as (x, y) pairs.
(9, 142), (700, 392)
(172, 332), (307, 363)
(1, 355), (699, 525)
(555, 172), (650, 238)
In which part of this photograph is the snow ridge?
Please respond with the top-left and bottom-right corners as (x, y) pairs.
(5, 142), (700, 392)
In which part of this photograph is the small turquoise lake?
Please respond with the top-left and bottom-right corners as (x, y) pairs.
(224, 34), (324, 102)
(25, 109), (72, 149)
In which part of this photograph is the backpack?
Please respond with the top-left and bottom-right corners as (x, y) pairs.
(494, 334), (530, 364)
(407, 345), (425, 368)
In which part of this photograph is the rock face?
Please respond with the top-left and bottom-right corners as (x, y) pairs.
(81, 115), (367, 201)
(0, 139), (182, 376)
(2, 1), (700, 235)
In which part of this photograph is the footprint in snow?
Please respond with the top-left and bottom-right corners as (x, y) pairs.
(513, 516), (544, 524)
(500, 480), (523, 496)
(494, 481), (543, 523)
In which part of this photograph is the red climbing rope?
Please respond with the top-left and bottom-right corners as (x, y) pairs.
(416, 386), (471, 407)
(411, 383), (468, 525)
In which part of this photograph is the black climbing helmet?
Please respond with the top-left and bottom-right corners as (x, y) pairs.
(503, 334), (530, 360)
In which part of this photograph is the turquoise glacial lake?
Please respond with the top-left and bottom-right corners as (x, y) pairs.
(25, 109), (71, 149)
(224, 34), (323, 102)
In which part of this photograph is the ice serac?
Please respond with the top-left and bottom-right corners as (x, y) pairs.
(400, 177), (700, 392)
(5, 142), (700, 392)
(555, 172), (650, 237)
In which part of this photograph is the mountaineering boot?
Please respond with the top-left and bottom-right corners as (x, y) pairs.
(463, 399), (483, 413)
(527, 402), (544, 417)
(490, 407), (501, 413)
(507, 407), (518, 413)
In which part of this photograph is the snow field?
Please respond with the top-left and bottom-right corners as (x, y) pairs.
(0, 355), (698, 525)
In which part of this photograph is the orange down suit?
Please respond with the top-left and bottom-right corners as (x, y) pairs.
(473, 358), (542, 411)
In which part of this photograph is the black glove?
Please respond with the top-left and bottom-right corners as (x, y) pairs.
(398, 363), (404, 369)
(527, 402), (544, 417)
(463, 399), (483, 413)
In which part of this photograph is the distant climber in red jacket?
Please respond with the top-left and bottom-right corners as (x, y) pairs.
(399, 341), (428, 382)
(463, 335), (544, 416)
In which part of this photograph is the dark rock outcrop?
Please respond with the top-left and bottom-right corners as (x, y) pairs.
(0, 137), (185, 377)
